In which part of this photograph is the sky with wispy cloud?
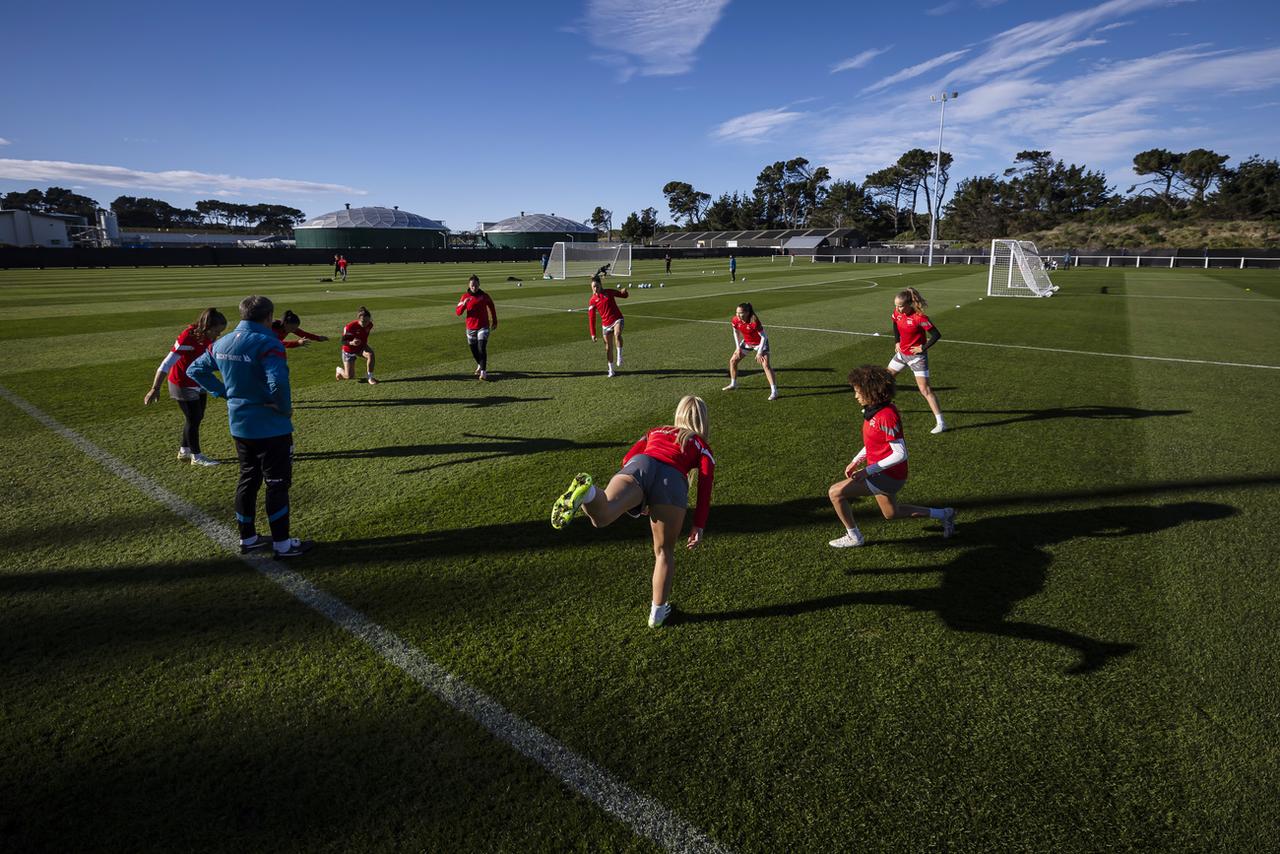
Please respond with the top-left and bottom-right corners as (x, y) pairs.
(2, 0), (1277, 227)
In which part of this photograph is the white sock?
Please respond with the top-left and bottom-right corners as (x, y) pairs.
(582, 485), (598, 503)
(650, 602), (667, 621)
(928, 508), (947, 519)
(846, 526), (861, 538)
(770, 384), (778, 393)
(179, 446), (191, 454)
(615, 347), (622, 365)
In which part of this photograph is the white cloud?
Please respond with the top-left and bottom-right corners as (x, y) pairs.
(927, 2), (960, 15)
(0, 138), (10, 146)
(831, 46), (893, 73)
(0, 159), (365, 195)
(865, 49), (970, 93)
(712, 107), (805, 142)
(585, 0), (731, 80)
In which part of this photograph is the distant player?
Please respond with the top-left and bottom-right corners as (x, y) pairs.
(143, 307), (228, 466)
(587, 274), (628, 377)
(271, 310), (328, 349)
(337, 255), (349, 282)
(456, 274), (498, 381)
(887, 287), (946, 434)
(827, 365), (955, 548)
(333, 254), (341, 277)
(664, 252), (671, 274)
(729, 254), (737, 282)
(722, 302), (778, 400)
(336, 306), (377, 384)
(550, 395), (714, 628)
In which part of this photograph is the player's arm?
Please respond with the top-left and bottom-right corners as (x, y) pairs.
(261, 347), (292, 416)
(688, 450), (715, 547)
(755, 325), (768, 357)
(587, 305), (597, 339)
(615, 288), (628, 299)
(730, 324), (742, 350)
(864, 440), (906, 475)
(186, 350), (226, 399)
(456, 295), (469, 317)
(922, 324), (941, 351)
(295, 328), (327, 342)
(844, 447), (867, 479)
(487, 295), (497, 329)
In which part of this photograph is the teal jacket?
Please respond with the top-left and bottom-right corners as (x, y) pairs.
(187, 320), (293, 440)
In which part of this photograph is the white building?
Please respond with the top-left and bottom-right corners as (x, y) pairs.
(0, 209), (73, 247)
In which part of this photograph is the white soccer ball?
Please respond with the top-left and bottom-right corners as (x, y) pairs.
(517, 283), (522, 287)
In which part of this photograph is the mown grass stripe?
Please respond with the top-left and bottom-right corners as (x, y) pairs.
(0, 381), (732, 854)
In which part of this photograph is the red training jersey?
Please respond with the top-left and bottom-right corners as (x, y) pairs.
(862, 403), (909, 481)
(271, 322), (325, 349)
(621, 426), (716, 529)
(341, 319), (372, 354)
(337, 258), (348, 270)
(732, 316), (764, 347)
(456, 292), (497, 330)
(892, 309), (933, 356)
(587, 289), (627, 337)
(167, 325), (214, 388)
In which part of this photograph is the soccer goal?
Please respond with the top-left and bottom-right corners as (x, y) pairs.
(544, 242), (632, 280)
(988, 239), (1058, 297)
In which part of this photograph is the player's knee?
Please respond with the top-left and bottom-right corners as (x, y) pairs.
(879, 504), (897, 520)
(827, 483), (845, 502)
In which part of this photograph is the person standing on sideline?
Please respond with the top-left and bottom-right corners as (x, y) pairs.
(187, 295), (313, 559)
(722, 302), (778, 400)
(664, 252), (672, 275)
(456, 274), (498, 380)
(333, 254), (341, 278)
(337, 255), (348, 282)
(587, 274), (628, 377)
(886, 287), (946, 433)
(143, 307), (228, 466)
(729, 254), (737, 282)
(541, 253), (549, 276)
(336, 306), (377, 384)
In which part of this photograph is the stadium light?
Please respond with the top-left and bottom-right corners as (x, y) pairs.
(927, 91), (958, 268)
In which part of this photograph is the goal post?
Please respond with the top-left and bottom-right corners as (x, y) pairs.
(544, 242), (632, 280)
(988, 239), (1058, 297)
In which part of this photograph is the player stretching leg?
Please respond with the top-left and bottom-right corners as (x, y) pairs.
(586, 274), (628, 376)
(551, 396), (715, 628)
(722, 302), (779, 400)
(827, 365), (955, 547)
(886, 287), (945, 433)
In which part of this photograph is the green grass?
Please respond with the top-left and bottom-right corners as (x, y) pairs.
(2, 258), (1278, 851)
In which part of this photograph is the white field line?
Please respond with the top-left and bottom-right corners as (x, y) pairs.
(0, 383), (731, 854)
(618, 314), (1280, 372)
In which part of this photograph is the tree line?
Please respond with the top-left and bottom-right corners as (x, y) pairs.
(591, 148), (1280, 245)
(2, 187), (306, 234)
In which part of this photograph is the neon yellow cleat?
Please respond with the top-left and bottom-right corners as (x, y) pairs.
(550, 473), (593, 529)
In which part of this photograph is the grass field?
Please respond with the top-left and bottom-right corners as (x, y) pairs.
(2, 257), (1278, 852)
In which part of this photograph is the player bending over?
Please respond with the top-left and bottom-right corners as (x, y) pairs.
(887, 287), (946, 433)
(550, 395), (715, 628)
(722, 302), (779, 400)
(336, 306), (377, 384)
(827, 365), (955, 548)
(587, 274), (628, 377)
(272, 310), (328, 349)
(143, 307), (228, 466)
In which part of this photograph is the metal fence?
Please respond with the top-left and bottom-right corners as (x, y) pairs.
(807, 253), (1280, 270)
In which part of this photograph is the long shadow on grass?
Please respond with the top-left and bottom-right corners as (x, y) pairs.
(680, 501), (1236, 675)
(295, 433), (619, 471)
(295, 395), (552, 410)
(940, 404), (1191, 432)
(781, 382), (959, 400)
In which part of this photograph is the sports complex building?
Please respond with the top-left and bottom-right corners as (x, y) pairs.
(294, 204), (449, 249)
(480, 213), (596, 249)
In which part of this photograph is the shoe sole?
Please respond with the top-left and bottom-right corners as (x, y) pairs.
(550, 473), (593, 529)
(239, 541), (272, 554)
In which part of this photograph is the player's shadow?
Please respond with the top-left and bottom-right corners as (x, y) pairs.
(781, 381), (958, 400)
(294, 395), (551, 410)
(389, 368), (737, 383)
(940, 404), (1191, 432)
(294, 432), (619, 473)
(680, 501), (1236, 675)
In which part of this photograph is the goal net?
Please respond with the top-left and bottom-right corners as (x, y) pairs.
(988, 239), (1058, 297)
(544, 242), (632, 280)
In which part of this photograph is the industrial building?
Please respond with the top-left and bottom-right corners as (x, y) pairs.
(295, 205), (448, 249)
(481, 213), (596, 249)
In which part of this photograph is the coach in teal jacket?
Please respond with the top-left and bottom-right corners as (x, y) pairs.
(188, 295), (312, 559)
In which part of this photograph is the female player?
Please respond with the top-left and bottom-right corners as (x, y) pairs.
(587, 274), (628, 377)
(827, 365), (955, 547)
(887, 287), (946, 433)
(271, 310), (328, 349)
(550, 395), (714, 628)
(336, 306), (377, 384)
(722, 302), (779, 400)
(455, 275), (498, 380)
(143, 307), (228, 466)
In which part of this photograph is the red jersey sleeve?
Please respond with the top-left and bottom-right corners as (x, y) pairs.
(456, 294), (470, 316)
(587, 300), (598, 337)
(689, 436), (716, 530)
(294, 328), (324, 341)
(620, 434), (648, 466)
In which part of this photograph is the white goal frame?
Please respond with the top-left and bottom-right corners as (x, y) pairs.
(988, 239), (1058, 298)
(544, 242), (632, 280)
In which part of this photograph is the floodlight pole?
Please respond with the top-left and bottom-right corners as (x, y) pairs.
(927, 91), (958, 268)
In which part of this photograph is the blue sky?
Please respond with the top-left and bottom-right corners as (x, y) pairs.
(3, 0), (1278, 230)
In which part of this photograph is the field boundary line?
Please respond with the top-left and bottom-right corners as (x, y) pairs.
(0, 382), (732, 854)
(619, 314), (1280, 371)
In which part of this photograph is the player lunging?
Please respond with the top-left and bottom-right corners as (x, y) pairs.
(827, 365), (955, 547)
(887, 287), (946, 433)
(587, 274), (628, 377)
(336, 306), (377, 384)
(722, 302), (779, 400)
(550, 395), (715, 629)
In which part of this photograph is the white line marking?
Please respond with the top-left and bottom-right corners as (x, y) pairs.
(0, 382), (731, 854)
(618, 314), (1280, 371)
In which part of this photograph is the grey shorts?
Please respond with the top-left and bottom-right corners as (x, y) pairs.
(865, 472), (906, 496)
(737, 342), (769, 358)
(618, 454), (688, 511)
(888, 351), (929, 378)
(466, 327), (491, 342)
(167, 381), (202, 402)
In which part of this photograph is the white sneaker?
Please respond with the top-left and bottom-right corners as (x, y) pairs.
(607, 367), (615, 377)
(941, 508), (957, 539)
(335, 366), (344, 381)
(930, 422), (947, 434)
(722, 383), (737, 391)
(190, 453), (220, 467)
(648, 603), (671, 628)
(768, 389), (779, 401)
(828, 531), (865, 548)
(177, 448), (192, 462)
